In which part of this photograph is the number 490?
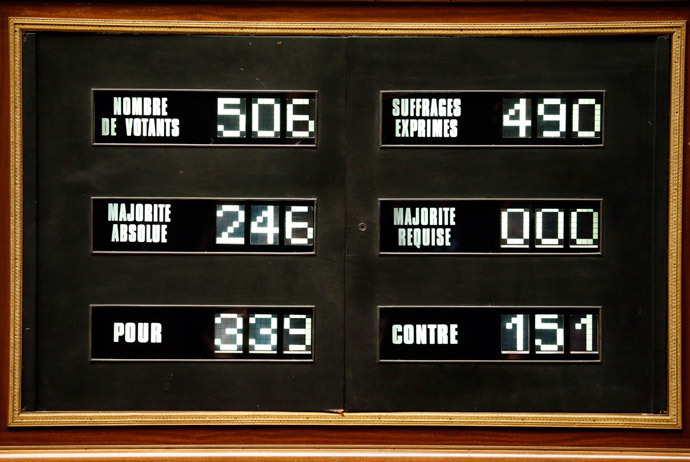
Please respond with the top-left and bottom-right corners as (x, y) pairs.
(503, 97), (602, 139)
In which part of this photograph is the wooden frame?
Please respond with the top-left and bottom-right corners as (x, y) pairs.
(3, 446), (690, 461)
(7, 18), (685, 429)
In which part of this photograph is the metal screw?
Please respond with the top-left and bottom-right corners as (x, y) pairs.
(358, 223), (367, 232)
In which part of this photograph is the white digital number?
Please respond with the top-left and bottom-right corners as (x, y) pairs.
(501, 208), (530, 248)
(570, 208), (600, 248)
(573, 98), (602, 138)
(252, 98), (281, 138)
(501, 314), (529, 354)
(285, 206), (314, 245)
(535, 314), (564, 353)
(217, 98), (247, 138)
(250, 205), (280, 245)
(537, 98), (566, 138)
(501, 95), (603, 141)
(216, 204), (245, 245)
(283, 314), (312, 353)
(535, 208), (564, 248)
(287, 98), (315, 138)
(502, 98), (532, 138)
(214, 313), (243, 352)
(249, 314), (278, 353)
(573, 314), (596, 352)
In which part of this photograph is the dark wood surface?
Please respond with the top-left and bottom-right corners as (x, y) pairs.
(4, 447), (690, 461)
(2, 0), (690, 450)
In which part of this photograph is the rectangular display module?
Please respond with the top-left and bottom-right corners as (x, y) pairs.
(379, 306), (600, 362)
(92, 198), (316, 254)
(379, 199), (601, 254)
(91, 305), (314, 361)
(381, 91), (604, 147)
(93, 89), (317, 146)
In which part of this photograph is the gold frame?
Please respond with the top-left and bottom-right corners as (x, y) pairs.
(7, 18), (685, 428)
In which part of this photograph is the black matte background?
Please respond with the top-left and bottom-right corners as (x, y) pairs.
(23, 33), (670, 414)
(26, 33), (346, 411)
(345, 36), (669, 412)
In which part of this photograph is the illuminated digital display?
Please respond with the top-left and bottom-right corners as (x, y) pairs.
(93, 90), (317, 146)
(381, 91), (604, 146)
(379, 199), (601, 254)
(379, 307), (600, 362)
(91, 305), (314, 360)
(92, 198), (315, 253)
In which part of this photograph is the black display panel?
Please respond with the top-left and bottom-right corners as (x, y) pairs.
(379, 199), (601, 254)
(93, 90), (317, 146)
(92, 198), (316, 254)
(20, 30), (673, 420)
(381, 91), (604, 147)
(91, 305), (314, 361)
(345, 35), (669, 414)
(379, 306), (600, 362)
(23, 33), (346, 412)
